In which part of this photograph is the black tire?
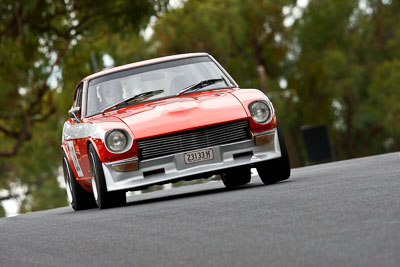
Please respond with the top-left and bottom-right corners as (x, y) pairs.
(221, 166), (251, 188)
(256, 122), (291, 185)
(62, 151), (97, 211)
(88, 145), (126, 209)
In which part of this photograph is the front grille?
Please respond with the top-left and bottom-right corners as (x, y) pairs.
(137, 120), (250, 160)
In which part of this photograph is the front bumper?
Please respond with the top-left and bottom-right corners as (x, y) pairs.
(102, 128), (282, 192)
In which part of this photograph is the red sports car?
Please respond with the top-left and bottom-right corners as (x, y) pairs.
(61, 53), (290, 210)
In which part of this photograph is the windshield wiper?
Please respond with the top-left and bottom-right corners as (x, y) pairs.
(102, 89), (164, 114)
(176, 78), (224, 97)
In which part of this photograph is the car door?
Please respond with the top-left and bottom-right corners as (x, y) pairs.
(67, 83), (91, 180)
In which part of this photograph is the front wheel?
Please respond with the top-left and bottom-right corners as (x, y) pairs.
(62, 152), (97, 211)
(221, 166), (251, 188)
(89, 145), (126, 209)
(256, 122), (291, 185)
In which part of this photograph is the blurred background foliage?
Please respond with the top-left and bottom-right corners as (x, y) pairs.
(0, 0), (399, 216)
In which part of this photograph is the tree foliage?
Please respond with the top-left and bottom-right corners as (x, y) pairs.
(0, 0), (157, 157)
(0, 0), (167, 213)
(288, 0), (400, 158)
(154, 0), (294, 88)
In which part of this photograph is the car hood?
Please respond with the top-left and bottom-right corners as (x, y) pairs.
(110, 89), (248, 139)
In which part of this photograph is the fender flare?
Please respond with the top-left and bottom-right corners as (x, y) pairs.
(61, 143), (81, 179)
(87, 137), (102, 161)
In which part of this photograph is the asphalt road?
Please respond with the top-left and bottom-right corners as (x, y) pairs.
(1, 152), (399, 267)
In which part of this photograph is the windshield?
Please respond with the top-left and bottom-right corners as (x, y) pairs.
(86, 56), (233, 117)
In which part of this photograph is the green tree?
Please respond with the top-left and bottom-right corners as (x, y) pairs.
(153, 0), (294, 88)
(0, 0), (168, 213)
(289, 0), (400, 159)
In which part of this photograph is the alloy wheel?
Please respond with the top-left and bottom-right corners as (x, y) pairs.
(63, 158), (74, 205)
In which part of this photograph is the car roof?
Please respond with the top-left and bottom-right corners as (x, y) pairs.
(83, 52), (210, 82)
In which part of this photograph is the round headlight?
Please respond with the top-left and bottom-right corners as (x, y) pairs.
(249, 101), (271, 123)
(105, 130), (128, 152)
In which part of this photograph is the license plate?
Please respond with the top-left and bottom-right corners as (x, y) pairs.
(184, 148), (214, 164)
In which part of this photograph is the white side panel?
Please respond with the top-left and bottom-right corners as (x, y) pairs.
(62, 121), (106, 141)
(67, 141), (84, 177)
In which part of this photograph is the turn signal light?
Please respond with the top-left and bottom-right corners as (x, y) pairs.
(112, 160), (139, 172)
(253, 132), (275, 145)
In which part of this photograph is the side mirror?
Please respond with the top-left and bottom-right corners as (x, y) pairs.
(68, 106), (81, 122)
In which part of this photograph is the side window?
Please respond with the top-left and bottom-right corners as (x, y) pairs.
(73, 84), (83, 118)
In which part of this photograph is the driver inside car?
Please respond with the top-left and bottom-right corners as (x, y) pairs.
(98, 80), (124, 109)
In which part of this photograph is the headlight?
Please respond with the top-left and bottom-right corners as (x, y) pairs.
(105, 130), (128, 153)
(248, 101), (271, 123)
